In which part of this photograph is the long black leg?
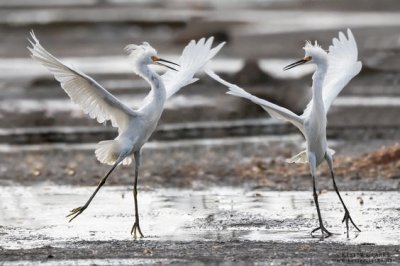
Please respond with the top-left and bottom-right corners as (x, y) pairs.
(309, 153), (332, 239)
(67, 161), (119, 222)
(311, 174), (333, 239)
(325, 153), (361, 238)
(131, 150), (144, 239)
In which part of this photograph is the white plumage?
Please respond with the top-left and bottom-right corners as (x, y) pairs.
(142, 37), (225, 104)
(28, 32), (134, 132)
(164, 37), (225, 99)
(28, 30), (225, 237)
(206, 29), (362, 239)
(28, 31), (224, 166)
(206, 29), (361, 163)
(302, 29), (362, 117)
(205, 69), (305, 136)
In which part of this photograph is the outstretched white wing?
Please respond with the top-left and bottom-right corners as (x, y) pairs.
(28, 31), (136, 132)
(302, 29), (362, 117)
(205, 68), (305, 136)
(163, 37), (225, 99)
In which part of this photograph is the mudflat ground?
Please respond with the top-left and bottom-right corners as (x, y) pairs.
(1, 187), (399, 265)
(0, 0), (400, 265)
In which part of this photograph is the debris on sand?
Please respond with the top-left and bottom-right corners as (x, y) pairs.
(234, 144), (400, 185)
(335, 143), (400, 179)
(0, 143), (399, 190)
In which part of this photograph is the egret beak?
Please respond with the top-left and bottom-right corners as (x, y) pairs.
(152, 56), (179, 71)
(283, 56), (311, 71)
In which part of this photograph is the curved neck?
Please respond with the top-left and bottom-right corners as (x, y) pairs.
(136, 63), (166, 110)
(311, 60), (328, 112)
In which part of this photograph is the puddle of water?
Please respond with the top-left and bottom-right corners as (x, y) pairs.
(0, 186), (398, 249)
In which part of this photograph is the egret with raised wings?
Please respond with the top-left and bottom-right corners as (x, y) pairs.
(206, 29), (361, 239)
(28, 31), (224, 238)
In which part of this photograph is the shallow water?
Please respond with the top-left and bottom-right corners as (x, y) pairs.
(0, 186), (398, 249)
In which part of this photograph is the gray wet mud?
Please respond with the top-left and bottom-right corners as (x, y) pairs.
(1, 1), (400, 264)
(0, 185), (400, 265)
(1, 186), (399, 264)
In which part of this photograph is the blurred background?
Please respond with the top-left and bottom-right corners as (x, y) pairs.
(0, 0), (399, 190)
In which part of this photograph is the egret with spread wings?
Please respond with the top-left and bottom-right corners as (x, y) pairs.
(28, 31), (225, 238)
(206, 29), (362, 239)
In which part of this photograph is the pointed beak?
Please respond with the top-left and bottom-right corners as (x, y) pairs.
(283, 56), (311, 71)
(152, 56), (180, 71)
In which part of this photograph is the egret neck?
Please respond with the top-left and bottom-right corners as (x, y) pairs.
(310, 57), (328, 116)
(207, 29), (362, 239)
(136, 63), (166, 113)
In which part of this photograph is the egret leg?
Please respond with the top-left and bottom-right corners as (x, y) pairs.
(325, 153), (361, 238)
(131, 150), (144, 239)
(309, 153), (332, 239)
(67, 161), (119, 222)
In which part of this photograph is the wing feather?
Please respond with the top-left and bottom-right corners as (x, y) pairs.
(322, 29), (362, 113)
(302, 29), (362, 117)
(28, 31), (136, 132)
(205, 68), (305, 136)
(163, 37), (225, 99)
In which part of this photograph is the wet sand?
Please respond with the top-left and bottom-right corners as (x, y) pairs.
(1, 186), (399, 264)
(1, 0), (400, 264)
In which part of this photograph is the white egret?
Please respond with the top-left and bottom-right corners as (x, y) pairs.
(206, 29), (362, 239)
(28, 31), (225, 238)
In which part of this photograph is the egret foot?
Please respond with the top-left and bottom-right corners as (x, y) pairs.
(342, 210), (361, 238)
(311, 225), (332, 239)
(67, 206), (87, 222)
(131, 221), (144, 239)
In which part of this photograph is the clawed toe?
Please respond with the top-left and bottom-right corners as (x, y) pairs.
(131, 222), (144, 239)
(342, 210), (361, 238)
(311, 226), (332, 239)
(66, 206), (86, 222)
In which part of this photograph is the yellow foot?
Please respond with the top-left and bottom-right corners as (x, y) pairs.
(66, 206), (86, 222)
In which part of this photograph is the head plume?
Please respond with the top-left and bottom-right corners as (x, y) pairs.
(303, 40), (327, 60)
(125, 42), (157, 61)
(303, 40), (322, 50)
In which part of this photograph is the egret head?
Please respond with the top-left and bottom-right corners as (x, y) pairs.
(125, 42), (179, 71)
(283, 41), (327, 71)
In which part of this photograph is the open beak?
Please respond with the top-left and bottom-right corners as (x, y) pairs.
(152, 56), (179, 71)
(283, 56), (311, 71)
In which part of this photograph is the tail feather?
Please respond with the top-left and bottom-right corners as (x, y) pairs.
(95, 140), (132, 166)
(286, 150), (308, 164)
(286, 148), (336, 164)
